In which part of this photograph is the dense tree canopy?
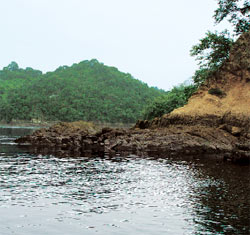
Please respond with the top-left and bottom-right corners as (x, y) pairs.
(0, 60), (165, 123)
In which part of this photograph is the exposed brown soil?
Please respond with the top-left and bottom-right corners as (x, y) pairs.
(173, 31), (250, 117)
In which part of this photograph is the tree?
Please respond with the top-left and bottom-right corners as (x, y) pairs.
(190, 31), (234, 85)
(214, 0), (250, 34)
(191, 0), (249, 85)
(3, 61), (19, 71)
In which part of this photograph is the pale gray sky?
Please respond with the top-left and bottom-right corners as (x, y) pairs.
(1, 0), (231, 90)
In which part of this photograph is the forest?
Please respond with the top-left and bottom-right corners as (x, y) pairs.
(0, 60), (165, 123)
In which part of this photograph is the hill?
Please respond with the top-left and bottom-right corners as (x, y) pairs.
(0, 59), (165, 123)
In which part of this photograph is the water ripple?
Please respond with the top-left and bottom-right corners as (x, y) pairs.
(0, 127), (249, 235)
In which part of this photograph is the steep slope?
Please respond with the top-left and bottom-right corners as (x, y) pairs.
(172, 31), (250, 117)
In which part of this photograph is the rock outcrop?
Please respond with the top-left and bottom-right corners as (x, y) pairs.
(16, 121), (104, 156)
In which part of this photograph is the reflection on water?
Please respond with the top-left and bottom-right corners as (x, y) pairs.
(186, 162), (250, 234)
(0, 127), (249, 235)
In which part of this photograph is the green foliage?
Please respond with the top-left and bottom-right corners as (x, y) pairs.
(191, 0), (249, 86)
(3, 61), (19, 71)
(0, 63), (42, 122)
(143, 84), (197, 120)
(214, 0), (250, 35)
(0, 60), (165, 123)
(190, 31), (234, 85)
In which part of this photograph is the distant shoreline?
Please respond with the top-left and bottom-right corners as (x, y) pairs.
(0, 120), (134, 129)
(0, 120), (52, 128)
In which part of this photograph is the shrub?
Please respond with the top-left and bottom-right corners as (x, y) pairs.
(208, 88), (224, 97)
(143, 84), (197, 120)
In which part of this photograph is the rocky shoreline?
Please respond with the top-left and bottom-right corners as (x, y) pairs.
(15, 115), (250, 165)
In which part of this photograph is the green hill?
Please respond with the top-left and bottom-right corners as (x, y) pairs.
(0, 60), (165, 123)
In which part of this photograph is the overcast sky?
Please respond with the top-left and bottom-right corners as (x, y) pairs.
(1, 0), (231, 90)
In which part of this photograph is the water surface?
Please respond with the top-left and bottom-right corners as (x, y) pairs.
(0, 127), (249, 235)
